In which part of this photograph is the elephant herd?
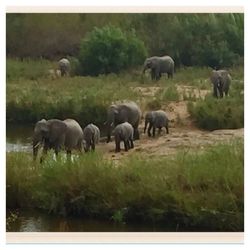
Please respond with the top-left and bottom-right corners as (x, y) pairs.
(32, 101), (170, 162)
(35, 56), (232, 162)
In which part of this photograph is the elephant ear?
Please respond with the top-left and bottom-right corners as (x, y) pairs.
(47, 120), (67, 143)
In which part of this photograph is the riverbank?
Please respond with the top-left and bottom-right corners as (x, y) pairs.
(7, 139), (243, 231)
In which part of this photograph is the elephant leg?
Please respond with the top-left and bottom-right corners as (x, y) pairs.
(77, 140), (82, 153)
(115, 139), (120, 152)
(124, 140), (128, 151)
(130, 139), (134, 149)
(213, 85), (218, 98)
(147, 123), (152, 137)
(40, 144), (49, 163)
(134, 128), (140, 140)
(66, 150), (71, 161)
(152, 126), (156, 137)
(158, 127), (162, 135)
(218, 87), (224, 98)
(151, 69), (156, 80)
(91, 143), (95, 151)
(165, 125), (169, 134)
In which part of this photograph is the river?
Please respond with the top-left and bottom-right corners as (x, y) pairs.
(7, 209), (176, 232)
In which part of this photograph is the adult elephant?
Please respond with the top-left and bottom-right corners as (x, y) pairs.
(142, 55), (175, 80)
(58, 58), (70, 76)
(210, 70), (231, 98)
(33, 118), (83, 162)
(105, 101), (141, 143)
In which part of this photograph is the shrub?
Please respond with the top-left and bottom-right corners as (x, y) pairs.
(188, 93), (244, 130)
(78, 25), (147, 76)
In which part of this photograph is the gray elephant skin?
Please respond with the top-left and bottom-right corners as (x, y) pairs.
(113, 122), (134, 152)
(58, 58), (70, 76)
(33, 118), (83, 162)
(83, 123), (100, 152)
(210, 70), (231, 98)
(144, 110), (169, 137)
(143, 55), (175, 80)
(106, 101), (141, 143)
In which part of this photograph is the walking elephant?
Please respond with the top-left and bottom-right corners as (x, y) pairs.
(144, 110), (169, 137)
(210, 70), (231, 98)
(105, 101), (141, 143)
(33, 118), (83, 162)
(113, 122), (134, 152)
(142, 55), (175, 80)
(58, 58), (70, 76)
(83, 123), (100, 152)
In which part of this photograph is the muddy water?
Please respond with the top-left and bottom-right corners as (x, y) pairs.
(7, 209), (176, 232)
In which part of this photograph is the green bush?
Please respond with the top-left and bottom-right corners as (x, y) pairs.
(188, 93), (244, 130)
(78, 25), (147, 76)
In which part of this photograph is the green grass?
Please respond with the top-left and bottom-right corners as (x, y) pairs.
(6, 75), (139, 126)
(188, 79), (244, 130)
(6, 58), (244, 130)
(6, 139), (244, 231)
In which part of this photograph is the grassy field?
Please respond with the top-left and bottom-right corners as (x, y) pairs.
(6, 139), (243, 231)
(6, 58), (244, 130)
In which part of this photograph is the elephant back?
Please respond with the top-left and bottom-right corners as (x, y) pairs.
(160, 55), (175, 73)
(154, 110), (169, 128)
(116, 102), (141, 127)
(114, 122), (133, 140)
(63, 119), (83, 149)
(83, 123), (100, 144)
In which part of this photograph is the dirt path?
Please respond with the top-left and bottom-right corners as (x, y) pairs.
(97, 127), (243, 161)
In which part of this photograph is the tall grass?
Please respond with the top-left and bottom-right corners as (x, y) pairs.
(188, 79), (244, 130)
(6, 75), (139, 126)
(6, 140), (244, 231)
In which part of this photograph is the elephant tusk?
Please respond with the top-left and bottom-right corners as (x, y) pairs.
(33, 142), (40, 149)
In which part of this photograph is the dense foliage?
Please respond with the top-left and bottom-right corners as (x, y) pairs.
(7, 13), (244, 69)
(78, 25), (147, 75)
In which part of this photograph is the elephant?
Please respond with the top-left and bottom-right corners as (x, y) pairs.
(58, 58), (70, 76)
(33, 118), (83, 162)
(105, 101), (141, 143)
(210, 70), (231, 98)
(83, 123), (100, 152)
(113, 122), (134, 152)
(142, 55), (175, 81)
(144, 110), (169, 137)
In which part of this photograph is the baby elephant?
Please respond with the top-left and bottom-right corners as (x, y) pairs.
(83, 123), (100, 152)
(144, 110), (169, 137)
(113, 122), (134, 152)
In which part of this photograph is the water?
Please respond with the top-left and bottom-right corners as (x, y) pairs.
(6, 124), (33, 152)
(7, 209), (175, 232)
